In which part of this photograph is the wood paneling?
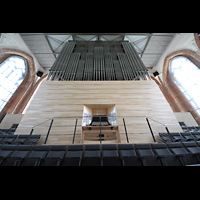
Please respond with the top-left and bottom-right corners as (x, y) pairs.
(16, 80), (182, 144)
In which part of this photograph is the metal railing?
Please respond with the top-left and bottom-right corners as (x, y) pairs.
(145, 117), (172, 143)
(16, 115), (180, 144)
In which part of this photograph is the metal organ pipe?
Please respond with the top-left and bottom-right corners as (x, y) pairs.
(47, 41), (150, 81)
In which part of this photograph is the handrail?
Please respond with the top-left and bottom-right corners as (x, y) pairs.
(145, 116), (168, 127)
(29, 117), (54, 136)
(32, 117), (54, 129)
(146, 116), (172, 132)
(15, 115), (179, 144)
(145, 116), (172, 143)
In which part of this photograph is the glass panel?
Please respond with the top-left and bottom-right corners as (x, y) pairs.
(169, 56), (200, 116)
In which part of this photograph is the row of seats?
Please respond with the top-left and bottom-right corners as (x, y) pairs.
(179, 122), (200, 133)
(0, 134), (41, 145)
(159, 132), (200, 143)
(0, 142), (200, 166)
(0, 124), (19, 135)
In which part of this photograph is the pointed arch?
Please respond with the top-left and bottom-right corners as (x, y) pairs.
(161, 49), (200, 125)
(0, 48), (45, 122)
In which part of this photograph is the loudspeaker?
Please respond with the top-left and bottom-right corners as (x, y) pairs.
(153, 71), (159, 77)
(36, 71), (44, 77)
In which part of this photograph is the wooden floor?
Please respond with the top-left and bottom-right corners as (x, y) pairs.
(15, 80), (182, 145)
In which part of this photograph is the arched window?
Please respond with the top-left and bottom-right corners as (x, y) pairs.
(168, 56), (200, 116)
(0, 56), (27, 111)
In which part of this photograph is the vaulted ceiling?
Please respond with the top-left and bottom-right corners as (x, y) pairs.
(20, 33), (175, 70)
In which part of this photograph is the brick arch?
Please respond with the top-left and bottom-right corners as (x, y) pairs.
(0, 48), (46, 122)
(194, 33), (200, 49)
(161, 49), (200, 125)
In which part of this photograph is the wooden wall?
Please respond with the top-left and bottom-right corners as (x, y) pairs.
(16, 80), (182, 144)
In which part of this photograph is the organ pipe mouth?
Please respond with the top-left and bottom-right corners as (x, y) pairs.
(47, 41), (150, 81)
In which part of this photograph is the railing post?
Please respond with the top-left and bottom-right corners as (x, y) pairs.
(165, 126), (170, 134)
(146, 118), (156, 142)
(123, 118), (129, 143)
(99, 116), (102, 143)
(29, 128), (34, 135)
(72, 117), (78, 144)
(44, 118), (54, 144)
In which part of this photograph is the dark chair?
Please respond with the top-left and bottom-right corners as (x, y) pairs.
(118, 144), (134, 150)
(81, 144), (101, 166)
(182, 141), (200, 163)
(195, 126), (200, 132)
(13, 135), (30, 145)
(25, 135), (41, 145)
(19, 145), (48, 166)
(151, 143), (182, 166)
(61, 151), (82, 166)
(191, 132), (200, 140)
(1, 144), (18, 150)
(61, 145), (83, 166)
(167, 142), (199, 166)
(50, 145), (67, 151)
(0, 150), (14, 165)
(20, 151), (48, 166)
(118, 144), (142, 166)
(182, 141), (198, 148)
(82, 151), (101, 166)
(1, 135), (18, 144)
(179, 122), (188, 131)
(0, 144), (17, 165)
(159, 133), (172, 143)
(181, 132), (196, 141)
(169, 132), (187, 142)
(120, 149), (142, 166)
(1, 150), (31, 166)
(187, 126), (198, 132)
(101, 144), (122, 166)
(135, 144), (162, 166)
(32, 145), (50, 151)
(40, 151), (65, 166)
(102, 144), (118, 150)
(0, 135), (7, 143)
(196, 141), (200, 147)
(102, 150), (122, 166)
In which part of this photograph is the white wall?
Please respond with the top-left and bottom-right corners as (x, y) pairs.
(0, 33), (44, 72)
(153, 33), (199, 77)
(0, 114), (23, 129)
(174, 112), (198, 126)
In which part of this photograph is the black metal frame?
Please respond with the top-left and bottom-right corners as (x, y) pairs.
(146, 118), (156, 142)
(44, 119), (54, 144)
(24, 116), (177, 145)
(123, 118), (129, 143)
(72, 118), (78, 144)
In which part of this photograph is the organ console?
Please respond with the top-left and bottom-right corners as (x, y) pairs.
(82, 115), (120, 143)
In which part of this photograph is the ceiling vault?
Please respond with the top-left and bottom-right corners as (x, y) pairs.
(19, 33), (175, 70)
